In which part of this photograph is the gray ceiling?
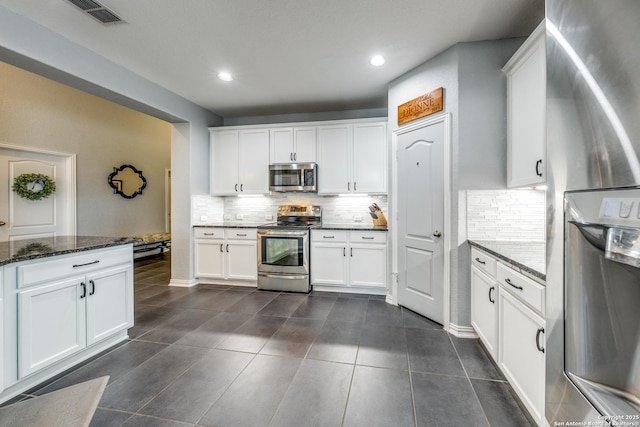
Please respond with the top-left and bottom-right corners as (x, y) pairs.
(0, 0), (544, 118)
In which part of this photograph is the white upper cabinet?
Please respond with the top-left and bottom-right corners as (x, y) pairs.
(503, 21), (546, 188)
(210, 128), (269, 195)
(270, 127), (316, 164)
(318, 124), (351, 194)
(317, 120), (387, 194)
(353, 122), (387, 194)
(239, 129), (270, 194)
(210, 130), (239, 195)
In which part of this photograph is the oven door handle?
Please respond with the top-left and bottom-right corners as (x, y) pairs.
(258, 272), (308, 280)
(257, 230), (308, 237)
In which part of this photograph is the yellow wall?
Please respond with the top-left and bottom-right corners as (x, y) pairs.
(0, 61), (171, 237)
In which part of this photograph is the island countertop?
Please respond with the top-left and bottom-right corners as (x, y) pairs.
(0, 236), (140, 266)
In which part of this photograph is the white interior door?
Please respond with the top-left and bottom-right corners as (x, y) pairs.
(397, 120), (445, 324)
(0, 145), (76, 242)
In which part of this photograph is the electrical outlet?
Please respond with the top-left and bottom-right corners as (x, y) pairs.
(236, 214), (244, 220)
(354, 215), (363, 222)
(200, 215), (208, 222)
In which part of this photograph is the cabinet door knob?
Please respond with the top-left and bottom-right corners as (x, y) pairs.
(354, 182), (357, 191)
(536, 327), (545, 353)
(80, 282), (87, 299)
(290, 152), (293, 161)
(0, 220), (6, 226)
(235, 184), (238, 192)
(294, 153), (297, 161)
(488, 286), (495, 303)
(89, 280), (95, 296)
(475, 257), (486, 265)
(226, 244), (229, 252)
(347, 182), (350, 191)
(433, 230), (442, 238)
(220, 244), (224, 252)
(240, 184), (243, 192)
(343, 247), (346, 257)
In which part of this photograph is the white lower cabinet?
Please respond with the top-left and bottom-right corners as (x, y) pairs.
(18, 262), (133, 379)
(471, 266), (498, 359)
(311, 230), (387, 292)
(499, 289), (545, 426)
(194, 227), (257, 283)
(1, 245), (134, 404)
(470, 246), (545, 426)
(18, 275), (87, 378)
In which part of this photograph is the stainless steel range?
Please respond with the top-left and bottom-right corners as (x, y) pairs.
(257, 205), (321, 292)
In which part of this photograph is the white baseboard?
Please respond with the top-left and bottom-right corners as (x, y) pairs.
(169, 278), (199, 287)
(385, 293), (396, 305)
(447, 323), (478, 338)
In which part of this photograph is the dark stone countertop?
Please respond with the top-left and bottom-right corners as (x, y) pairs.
(193, 222), (272, 228)
(319, 223), (388, 231)
(468, 240), (546, 282)
(0, 236), (140, 266)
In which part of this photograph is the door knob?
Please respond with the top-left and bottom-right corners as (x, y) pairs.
(433, 230), (442, 237)
(0, 220), (6, 226)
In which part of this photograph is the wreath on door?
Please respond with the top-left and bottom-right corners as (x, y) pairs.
(12, 173), (57, 201)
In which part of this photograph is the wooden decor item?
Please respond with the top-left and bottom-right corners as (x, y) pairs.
(398, 87), (444, 125)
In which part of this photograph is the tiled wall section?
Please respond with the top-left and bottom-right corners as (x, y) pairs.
(191, 195), (224, 224)
(192, 194), (389, 225)
(466, 189), (545, 242)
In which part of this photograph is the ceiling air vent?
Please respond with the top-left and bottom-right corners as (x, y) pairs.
(66, 0), (124, 24)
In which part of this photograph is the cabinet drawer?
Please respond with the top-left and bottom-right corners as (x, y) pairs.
(496, 262), (545, 314)
(194, 228), (224, 239)
(312, 230), (348, 243)
(350, 231), (387, 244)
(226, 229), (257, 240)
(471, 248), (497, 278)
(18, 246), (131, 288)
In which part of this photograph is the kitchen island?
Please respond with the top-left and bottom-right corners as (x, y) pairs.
(0, 236), (137, 405)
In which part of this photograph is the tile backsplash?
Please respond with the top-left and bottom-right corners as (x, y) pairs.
(465, 189), (545, 242)
(192, 194), (388, 225)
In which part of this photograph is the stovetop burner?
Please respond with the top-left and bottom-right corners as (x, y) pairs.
(258, 205), (322, 230)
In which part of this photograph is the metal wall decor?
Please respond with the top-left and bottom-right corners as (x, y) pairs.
(108, 164), (147, 199)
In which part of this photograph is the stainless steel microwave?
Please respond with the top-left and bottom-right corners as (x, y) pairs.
(269, 163), (317, 192)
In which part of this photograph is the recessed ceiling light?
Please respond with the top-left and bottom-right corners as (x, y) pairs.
(218, 72), (233, 82)
(370, 55), (385, 66)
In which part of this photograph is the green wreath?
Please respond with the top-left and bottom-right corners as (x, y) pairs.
(12, 173), (57, 201)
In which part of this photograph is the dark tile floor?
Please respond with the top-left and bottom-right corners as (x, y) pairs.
(9, 254), (535, 426)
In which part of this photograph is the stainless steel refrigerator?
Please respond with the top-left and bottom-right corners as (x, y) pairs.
(546, 0), (640, 424)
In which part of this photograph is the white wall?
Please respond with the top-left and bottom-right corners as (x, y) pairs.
(0, 5), (222, 284)
(0, 62), (171, 237)
(388, 39), (523, 328)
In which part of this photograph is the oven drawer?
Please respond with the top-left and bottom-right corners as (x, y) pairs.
(350, 231), (387, 244)
(312, 230), (348, 242)
(496, 262), (545, 314)
(194, 228), (224, 239)
(226, 229), (257, 240)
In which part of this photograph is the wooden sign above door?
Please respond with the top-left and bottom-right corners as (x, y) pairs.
(397, 87), (444, 125)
